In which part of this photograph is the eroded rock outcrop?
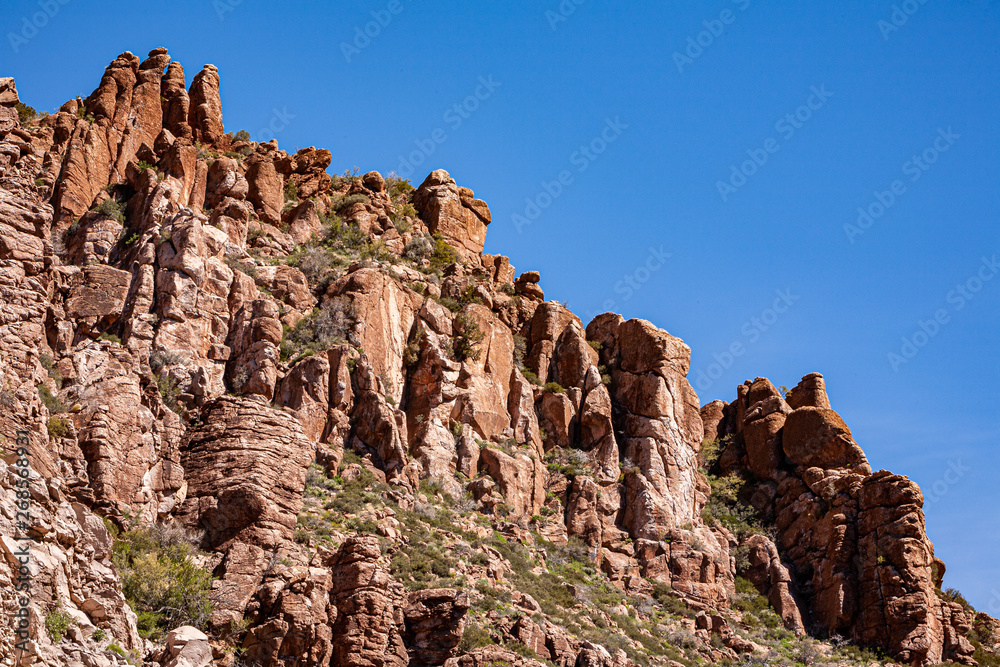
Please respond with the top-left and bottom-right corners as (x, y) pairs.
(413, 170), (490, 260)
(588, 314), (733, 608)
(177, 395), (313, 550)
(705, 372), (977, 665)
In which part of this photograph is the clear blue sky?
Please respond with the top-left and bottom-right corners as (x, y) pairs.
(4, 0), (998, 611)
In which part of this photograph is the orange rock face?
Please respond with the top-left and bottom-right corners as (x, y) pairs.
(413, 169), (490, 260)
(705, 372), (978, 665)
(177, 395), (314, 550)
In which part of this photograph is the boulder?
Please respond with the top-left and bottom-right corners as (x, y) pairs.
(162, 626), (213, 667)
(403, 589), (470, 666)
(412, 170), (490, 259)
(783, 406), (871, 473)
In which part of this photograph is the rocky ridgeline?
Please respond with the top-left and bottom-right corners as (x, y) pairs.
(0, 49), (995, 667)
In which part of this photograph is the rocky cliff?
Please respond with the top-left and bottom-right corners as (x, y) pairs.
(0, 50), (995, 667)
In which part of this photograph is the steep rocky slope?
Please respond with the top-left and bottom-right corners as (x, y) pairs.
(0, 50), (995, 667)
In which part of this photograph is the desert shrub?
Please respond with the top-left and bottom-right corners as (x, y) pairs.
(246, 225), (267, 244)
(436, 296), (462, 313)
(320, 216), (369, 252)
(16, 102), (37, 125)
(543, 382), (565, 394)
(452, 312), (484, 362)
(388, 521), (454, 586)
(393, 217), (412, 235)
(404, 233), (434, 264)
(699, 434), (732, 470)
(47, 416), (71, 438)
(393, 202), (418, 221)
(939, 587), (976, 615)
(522, 368), (542, 386)
(651, 581), (697, 618)
(118, 229), (141, 247)
(112, 524), (212, 640)
(290, 245), (338, 285)
(390, 540), (457, 588)
(701, 472), (764, 539)
(233, 129), (251, 142)
(404, 326), (425, 368)
(323, 466), (381, 516)
(96, 197), (126, 224)
(429, 234), (460, 270)
(98, 332), (121, 344)
(38, 385), (67, 413)
(45, 603), (74, 642)
(512, 334), (527, 369)
(137, 160), (155, 172)
(457, 285), (483, 308)
(700, 438), (721, 469)
(332, 194), (370, 211)
(280, 296), (355, 361)
(732, 576), (782, 629)
(833, 642), (888, 665)
(457, 623), (495, 653)
(339, 167), (363, 184)
(385, 174), (415, 198)
(149, 350), (184, 374)
(305, 464), (339, 492)
(156, 373), (183, 413)
(358, 237), (397, 264)
(546, 447), (593, 479)
(224, 254), (258, 278)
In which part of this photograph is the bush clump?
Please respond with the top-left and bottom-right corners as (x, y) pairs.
(701, 471), (764, 540)
(451, 312), (484, 362)
(522, 369), (542, 386)
(96, 197), (126, 224)
(385, 174), (414, 198)
(16, 101), (37, 125)
(430, 234), (460, 270)
(156, 372), (183, 413)
(45, 602), (74, 642)
(404, 233), (434, 264)
(47, 416), (71, 438)
(457, 623), (496, 653)
(404, 326), (425, 368)
(39, 385), (67, 414)
(111, 524), (213, 640)
(289, 245), (343, 285)
(280, 296), (355, 361)
(149, 350), (184, 374)
(332, 194), (370, 211)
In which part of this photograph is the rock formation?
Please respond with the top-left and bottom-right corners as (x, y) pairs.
(703, 373), (980, 665)
(0, 48), (993, 667)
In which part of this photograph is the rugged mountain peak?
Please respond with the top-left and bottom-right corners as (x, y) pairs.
(0, 51), (994, 667)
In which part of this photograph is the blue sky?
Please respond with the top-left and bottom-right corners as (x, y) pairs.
(4, 0), (998, 611)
